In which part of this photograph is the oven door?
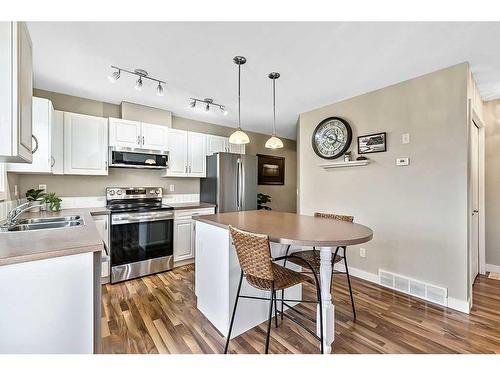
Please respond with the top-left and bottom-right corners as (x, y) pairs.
(110, 211), (174, 282)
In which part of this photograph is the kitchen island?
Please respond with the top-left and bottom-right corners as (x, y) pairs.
(194, 210), (373, 353)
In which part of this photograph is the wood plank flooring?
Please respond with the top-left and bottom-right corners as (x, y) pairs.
(101, 264), (500, 354)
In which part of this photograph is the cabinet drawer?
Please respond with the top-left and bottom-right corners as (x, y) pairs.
(174, 208), (215, 220)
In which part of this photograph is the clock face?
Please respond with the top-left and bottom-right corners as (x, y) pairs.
(311, 117), (352, 159)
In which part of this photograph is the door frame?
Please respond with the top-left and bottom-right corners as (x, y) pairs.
(467, 99), (486, 307)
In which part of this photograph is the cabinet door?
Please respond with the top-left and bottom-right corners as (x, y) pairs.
(7, 97), (52, 173)
(229, 142), (245, 154)
(165, 129), (188, 177)
(109, 118), (141, 148)
(17, 22), (33, 162)
(206, 135), (227, 155)
(141, 122), (168, 151)
(92, 214), (110, 278)
(63, 112), (108, 175)
(187, 132), (206, 177)
(51, 110), (64, 175)
(174, 219), (194, 262)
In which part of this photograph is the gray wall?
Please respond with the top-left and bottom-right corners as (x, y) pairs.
(298, 63), (469, 303)
(484, 99), (500, 267)
(9, 89), (297, 213)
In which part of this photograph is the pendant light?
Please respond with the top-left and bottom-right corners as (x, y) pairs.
(265, 72), (284, 149)
(229, 56), (250, 145)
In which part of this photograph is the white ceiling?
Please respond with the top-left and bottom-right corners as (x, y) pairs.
(27, 22), (500, 140)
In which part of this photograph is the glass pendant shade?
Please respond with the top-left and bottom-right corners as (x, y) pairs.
(229, 129), (250, 144)
(265, 135), (284, 149)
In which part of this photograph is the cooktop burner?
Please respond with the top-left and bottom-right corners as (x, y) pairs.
(106, 202), (174, 213)
(105, 186), (173, 213)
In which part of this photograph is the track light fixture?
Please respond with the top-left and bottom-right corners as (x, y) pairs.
(189, 97), (227, 115)
(108, 65), (166, 96)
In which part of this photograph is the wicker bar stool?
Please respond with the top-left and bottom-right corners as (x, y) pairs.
(225, 225), (325, 354)
(282, 212), (357, 319)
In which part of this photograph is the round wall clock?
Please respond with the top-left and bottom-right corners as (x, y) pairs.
(311, 117), (352, 159)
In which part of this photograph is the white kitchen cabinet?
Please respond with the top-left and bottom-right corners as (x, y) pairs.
(0, 163), (7, 201)
(206, 135), (229, 155)
(187, 132), (207, 177)
(165, 129), (206, 177)
(7, 97), (53, 173)
(92, 214), (110, 279)
(174, 207), (215, 263)
(109, 118), (168, 151)
(63, 112), (108, 175)
(109, 118), (141, 148)
(229, 142), (245, 154)
(51, 110), (64, 175)
(0, 22), (33, 163)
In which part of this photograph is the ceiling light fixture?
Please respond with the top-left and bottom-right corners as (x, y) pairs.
(189, 97), (227, 115)
(108, 65), (166, 96)
(265, 72), (284, 149)
(229, 56), (249, 145)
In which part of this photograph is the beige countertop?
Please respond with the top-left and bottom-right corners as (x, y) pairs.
(194, 210), (373, 247)
(168, 202), (216, 210)
(0, 207), (106, 267)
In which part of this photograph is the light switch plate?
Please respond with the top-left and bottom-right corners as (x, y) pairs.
(360, 248), (366, 258)
(169, 184), (175, 192)
(38, 184), (47, 193)
(402, 133), (410, 144)
(396, 158), (409, 166)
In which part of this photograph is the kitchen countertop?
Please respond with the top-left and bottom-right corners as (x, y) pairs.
(168, 202), (216, 210)
(0, 207), (105, 267)
(194, 210), (373, 247)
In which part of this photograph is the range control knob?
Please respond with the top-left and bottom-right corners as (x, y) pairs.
(109, 190), (115, 196)
(155, 189), (160, 194)
(116, 190), (122, 195)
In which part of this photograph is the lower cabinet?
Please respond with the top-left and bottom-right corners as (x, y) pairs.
(173, 207), (215, 263)
(92, 213), (110, 280)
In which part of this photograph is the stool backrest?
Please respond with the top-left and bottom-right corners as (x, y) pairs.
(314, 212), (354, 222)
(229, 225), (274, 281)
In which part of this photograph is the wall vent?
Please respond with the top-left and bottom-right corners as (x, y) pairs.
(378, 269), (448, 307)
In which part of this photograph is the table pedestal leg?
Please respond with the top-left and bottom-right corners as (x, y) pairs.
(317, 246), (334, 354)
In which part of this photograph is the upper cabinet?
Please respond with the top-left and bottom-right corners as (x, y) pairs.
(109, 118), (168, 151)
(7, 97), (53, 173)
(164, 129), (206, 177)
(64, 112), (108, 175)
(0, 22), (33, 163)
(206, 134), (245, 155)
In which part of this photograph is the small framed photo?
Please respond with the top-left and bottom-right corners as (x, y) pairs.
(357, 132), (387, 154)
(257, 154), (285, 185)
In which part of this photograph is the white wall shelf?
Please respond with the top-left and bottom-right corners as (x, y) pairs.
(319, 160), (370, 169)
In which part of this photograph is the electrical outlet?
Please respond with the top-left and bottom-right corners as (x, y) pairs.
(38, 184), (47, 193)
(14, 184), (18, 197)
(360, 248), (366, 258)
(396, 157), (409, 166)
(169, 184), (175, 192)
(402, 133), (410, 144)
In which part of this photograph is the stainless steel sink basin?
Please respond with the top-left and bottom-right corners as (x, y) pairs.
(6, 218), (84, 232)
(16, 215), (81, 225)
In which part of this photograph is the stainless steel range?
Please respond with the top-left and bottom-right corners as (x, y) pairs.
(107, 187), (174, 283)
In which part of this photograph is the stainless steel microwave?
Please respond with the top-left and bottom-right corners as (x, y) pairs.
(109, 147), (168, 169)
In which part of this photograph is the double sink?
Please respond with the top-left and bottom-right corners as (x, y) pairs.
(4, 215), (84, 232)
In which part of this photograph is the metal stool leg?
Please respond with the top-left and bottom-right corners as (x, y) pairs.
(224, 271), (244, 354)
(265, 284), (275, 354)
(280, 245), (291, 320)
(273, 289), (278, 328)
(343, 248), (356, 320)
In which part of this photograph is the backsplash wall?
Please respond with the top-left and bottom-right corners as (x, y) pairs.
(9, 89), (297, 212)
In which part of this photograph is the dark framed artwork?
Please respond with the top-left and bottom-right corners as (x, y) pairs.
(257, 154), (285, 185)
(357, 132), (387, 154)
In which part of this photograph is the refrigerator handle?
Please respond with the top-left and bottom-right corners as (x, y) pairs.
(236, 158), (241, 211)
(239, 158), (244, 210)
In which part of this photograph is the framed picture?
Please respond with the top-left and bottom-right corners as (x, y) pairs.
(357, 132), (387, 154)
(257, 154), (285, 185)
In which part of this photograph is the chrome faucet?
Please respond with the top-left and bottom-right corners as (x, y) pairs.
(1, 202), (45, 230)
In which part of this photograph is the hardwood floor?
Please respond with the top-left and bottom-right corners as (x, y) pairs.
(101, 264), (500, 354)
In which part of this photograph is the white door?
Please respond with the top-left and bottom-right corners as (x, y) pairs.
(187, 132), (206, 177)
(165, 129), (188, 177)
(7, 97), (52, 173)
(63, 112), (108, 175)
(174, 219), (194, 262)
(206, 135), (228, 155)
(141, 122), (168, 151)
(229, 142), (245, 154)
(470, 121), (479, 285)
(109, 118), (141, 148)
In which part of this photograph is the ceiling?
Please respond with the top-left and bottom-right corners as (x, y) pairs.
(27, 22), (500, 140)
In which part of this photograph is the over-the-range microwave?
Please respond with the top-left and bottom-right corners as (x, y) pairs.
(109, 146), (168, 169)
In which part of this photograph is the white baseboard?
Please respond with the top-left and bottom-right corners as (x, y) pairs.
(486, 263), (500, 273)
(448, 297), (471, 314)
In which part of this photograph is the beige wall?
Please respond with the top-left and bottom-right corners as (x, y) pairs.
(10, 90), (296, 213)
(484, 99), (500, 267)
(298, 63), (469, 302)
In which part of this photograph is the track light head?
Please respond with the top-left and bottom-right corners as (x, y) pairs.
(205, 103), (210, 112)
(108, 69), (120, 83)
(221, 106), (228, 115)
(190, 100), (196, 108)
(135, 77), (143, 91)
(157, 82), (164, 96)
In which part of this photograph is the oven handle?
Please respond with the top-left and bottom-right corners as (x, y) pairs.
(111, 214), (174, 225)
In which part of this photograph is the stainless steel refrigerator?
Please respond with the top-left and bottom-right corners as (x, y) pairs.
(200, 152), (257, 213)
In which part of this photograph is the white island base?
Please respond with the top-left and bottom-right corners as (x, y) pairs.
(195, 221), (304, 340)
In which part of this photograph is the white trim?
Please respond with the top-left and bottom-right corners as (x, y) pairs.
(0, 163), (7, 201)
(319, 160), (370, 169)
(447, 297), (471, 314)
(486, 263), (500, 273)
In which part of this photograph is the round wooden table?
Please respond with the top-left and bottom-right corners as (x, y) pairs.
(195, 210), (374, 353)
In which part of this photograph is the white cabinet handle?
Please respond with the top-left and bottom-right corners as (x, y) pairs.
(189, 166), (191, 173)
(142, 136), (145, 145)
(50, 156), (55, 167)
(31, 135), (39, 154)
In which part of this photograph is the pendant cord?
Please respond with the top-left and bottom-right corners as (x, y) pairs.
(238, 63), (241, 130)
(272, 77), (276, 136)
